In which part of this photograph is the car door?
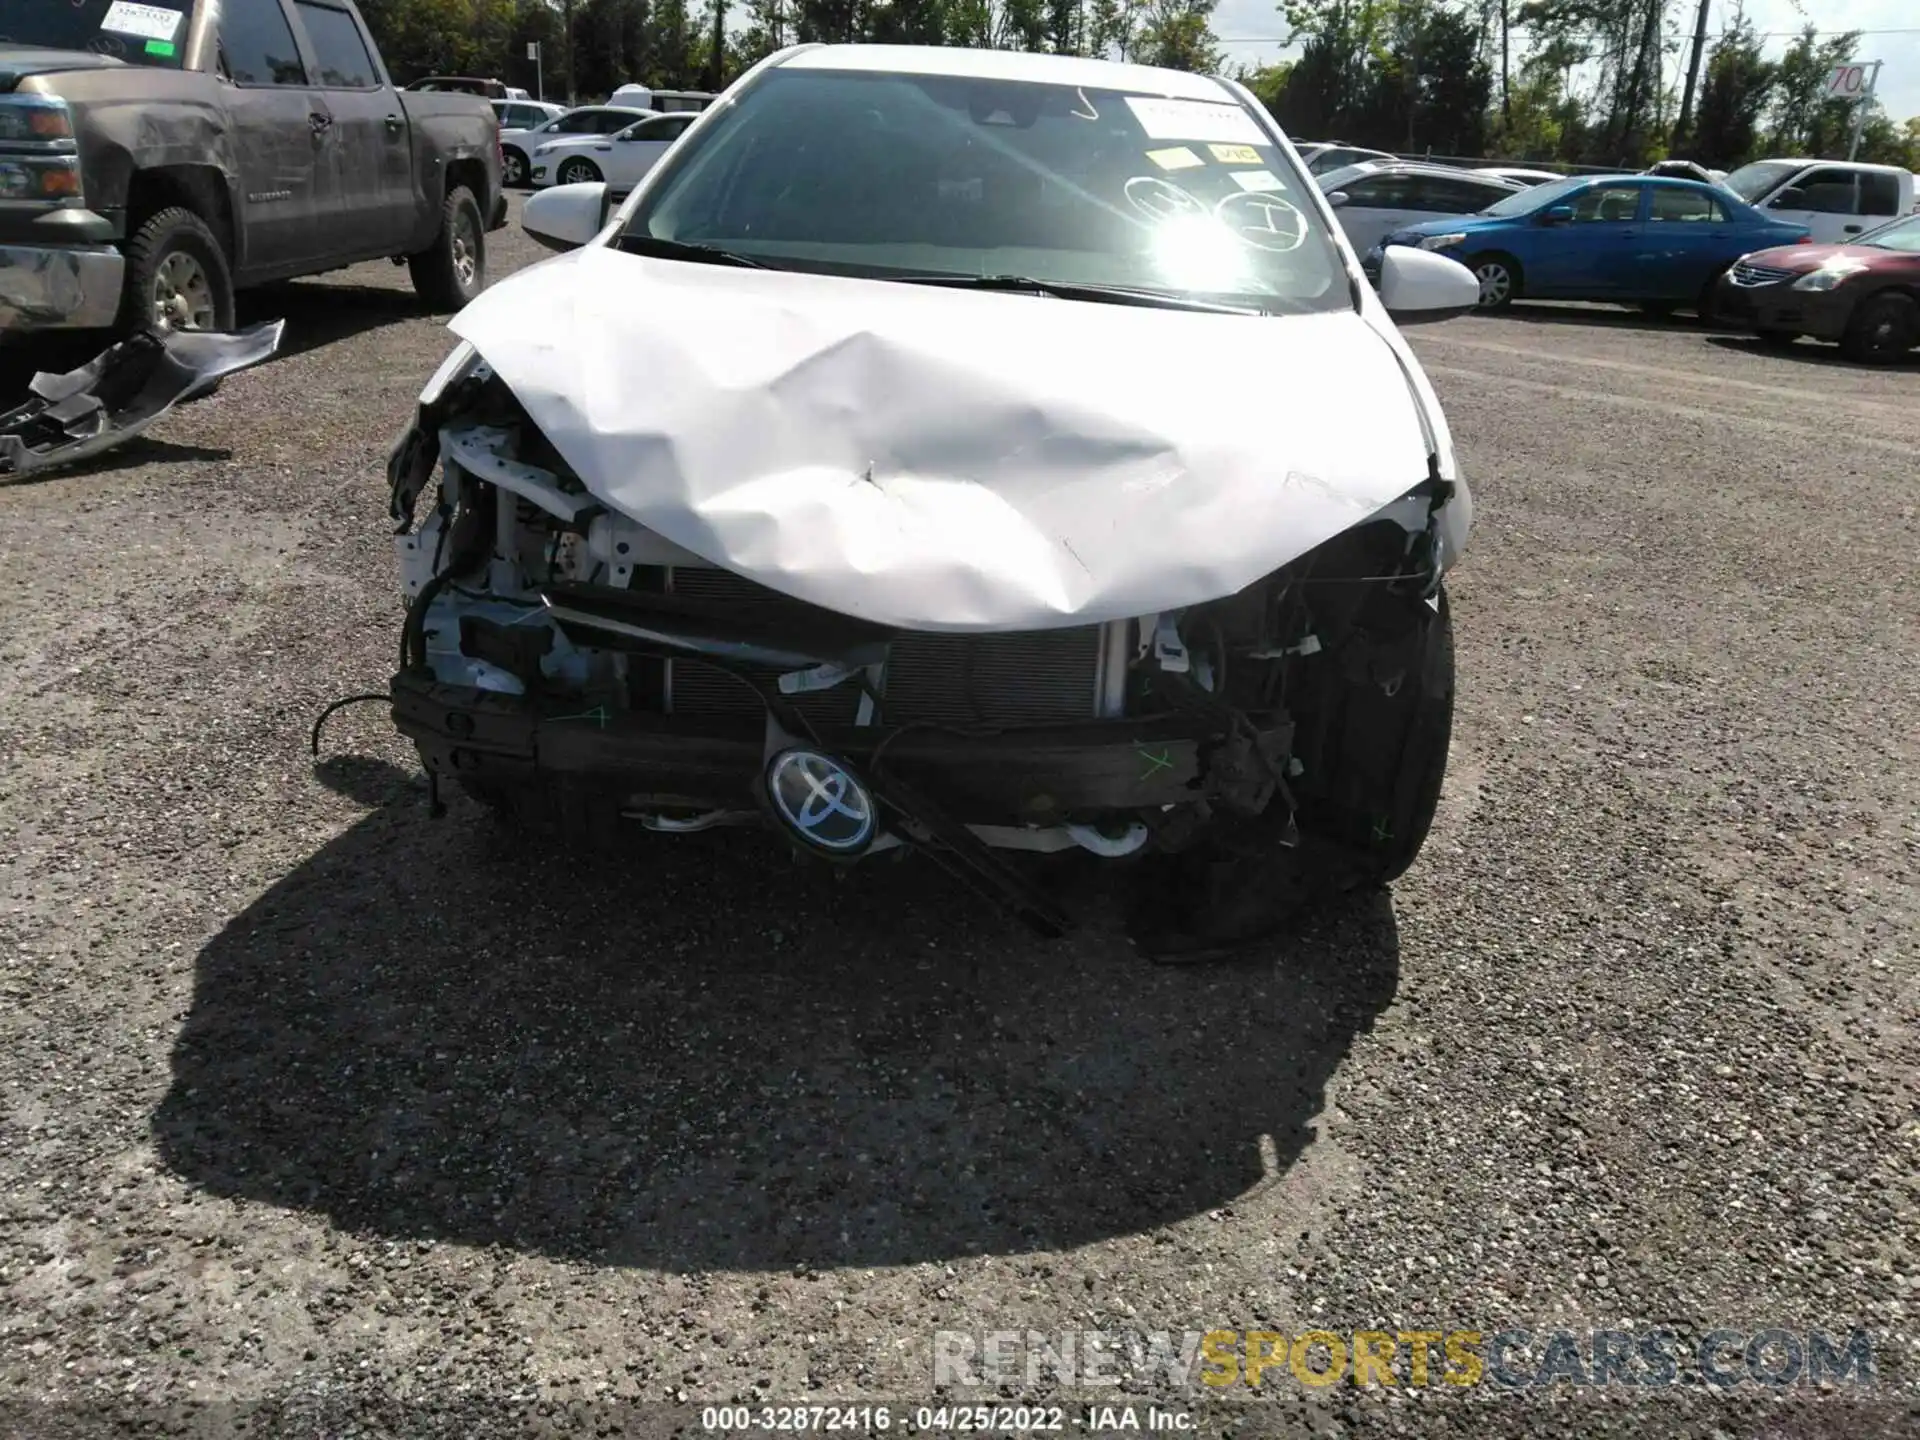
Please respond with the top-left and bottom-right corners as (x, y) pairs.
(215, 0), (337, 276)
(1528, 182), (1646, 297)
(1328, 173), (1421, 253)
(1761, 166), (1861, 245)
(1855, 171), (1904, 238)
(288, 0), (413, 257)
(1634, 184), (1730, 299)
(1432, 173), (1520, 219)
(605, 113), (694, 192)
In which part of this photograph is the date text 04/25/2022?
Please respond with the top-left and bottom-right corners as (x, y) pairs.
(698, 1405), (1196, 1431)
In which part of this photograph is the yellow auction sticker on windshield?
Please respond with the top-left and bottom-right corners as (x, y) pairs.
(1209, 144), (1263, 165)
(1146, 146), (1206, 171)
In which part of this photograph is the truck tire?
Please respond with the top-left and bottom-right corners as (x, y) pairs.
(408, 185), (486, 312)
(118, 206), (235, 337)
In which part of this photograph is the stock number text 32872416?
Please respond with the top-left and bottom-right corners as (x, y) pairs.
(699, 1405), (1074, 1432)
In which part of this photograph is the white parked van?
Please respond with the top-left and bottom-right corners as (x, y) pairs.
(1721, 159), (1916, 244)
(607, 85), (717, 114)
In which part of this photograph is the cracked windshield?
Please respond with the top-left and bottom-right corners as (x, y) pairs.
(630, 67), (1350, 313)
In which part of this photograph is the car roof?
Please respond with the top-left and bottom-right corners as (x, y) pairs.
(1761, 157), (1909, 175)
(1319, 159), (1521, 188)
(775, 42), (1238, 102)
(1639, 175), (1736, 191)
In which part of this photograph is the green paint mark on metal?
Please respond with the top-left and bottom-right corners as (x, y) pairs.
(144, 39), (176, 56)
(1137, 746), (1174, 782)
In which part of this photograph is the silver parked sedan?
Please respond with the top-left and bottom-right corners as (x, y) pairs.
(1318, 160), (1529, 256)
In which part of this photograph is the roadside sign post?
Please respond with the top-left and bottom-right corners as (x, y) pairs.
(1826, 60), (1882, 161)
(528, 41), (543, 103)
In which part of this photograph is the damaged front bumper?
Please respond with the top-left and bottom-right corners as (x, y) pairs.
(392, 664), (1291, 855)
(0, 240), (124, 334)
(368, 347), (1464, 936)
(0, 320), (285, 478)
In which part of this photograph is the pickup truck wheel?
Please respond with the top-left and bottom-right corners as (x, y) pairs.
(120, 207), (235, 337)
(408, 185), (486, 312)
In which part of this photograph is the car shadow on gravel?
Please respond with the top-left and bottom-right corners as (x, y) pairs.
(1492, 301), (1716, 334)
(152, 779), (1400, 1272)
(238, 281), (433, 363)
(1705, 333), (1920, 370)
(0, 436), (233, 486)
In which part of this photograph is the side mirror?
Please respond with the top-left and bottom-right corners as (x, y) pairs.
(1771, 187), (1808, 209)
(523, 181), (610, 253)
(1541, 204), (1573, 225)
(1377, 245), (1479, 324)
(1325, 190), (1351, 209)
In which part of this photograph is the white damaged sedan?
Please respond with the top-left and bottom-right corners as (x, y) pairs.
(381, 43), (1481, 954)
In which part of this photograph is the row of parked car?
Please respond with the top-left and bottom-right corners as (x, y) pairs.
(489, 92), (716, 191)
(498, 95), (1917, 365)
(1309, 151), (1919, 362)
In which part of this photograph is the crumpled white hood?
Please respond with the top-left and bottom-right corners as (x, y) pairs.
(447, 245), (1439, 633)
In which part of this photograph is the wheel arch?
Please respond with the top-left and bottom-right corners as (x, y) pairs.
(124, 165), (235, 267)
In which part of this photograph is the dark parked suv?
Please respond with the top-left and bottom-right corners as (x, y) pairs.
(0, 0), (506, 341)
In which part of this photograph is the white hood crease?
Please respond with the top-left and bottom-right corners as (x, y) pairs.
(447, 246), (1441, 634)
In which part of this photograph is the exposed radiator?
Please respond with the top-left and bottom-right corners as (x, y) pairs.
(659, 565), (1123, 727)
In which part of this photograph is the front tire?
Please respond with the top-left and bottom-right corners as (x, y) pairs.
(1308, 586), (1456, 886)
(1839, 292), (1918, 365)
(408, 184), (486, 312)
(1469, 254), (1519, 310)
(502, 147), (528, 188)
(556, 156), (602, 187)
(1129, 586), (1457, 961)
(118, 206), (235, 337)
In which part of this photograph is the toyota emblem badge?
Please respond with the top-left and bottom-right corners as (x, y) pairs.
(762, 747), (877, 856)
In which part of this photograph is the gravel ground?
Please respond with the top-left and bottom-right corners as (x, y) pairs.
(1, 202), (1916, 1438)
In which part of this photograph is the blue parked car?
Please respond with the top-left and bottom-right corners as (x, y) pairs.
(1365, 174), (1812, 315)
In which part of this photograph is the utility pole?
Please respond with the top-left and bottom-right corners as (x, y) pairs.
(1673, 0), (1710, 147)
(1846, 61), (1883, 161)
(563, 0), (576, 105)
(705, 0), (726, 92)
(1619, 0), (1663, 160)
(1500, 0), (1510, 130)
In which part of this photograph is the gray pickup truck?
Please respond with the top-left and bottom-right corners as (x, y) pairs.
(0, 0), (505, 341)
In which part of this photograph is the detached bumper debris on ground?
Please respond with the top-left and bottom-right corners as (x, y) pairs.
(0, 320), (285, 479)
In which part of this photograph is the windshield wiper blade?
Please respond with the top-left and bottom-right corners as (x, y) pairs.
(895, 273), (1262, 314)
(618, 235), (769, 268)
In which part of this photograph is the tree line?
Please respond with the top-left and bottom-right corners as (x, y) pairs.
(357, 0), (1920, 172)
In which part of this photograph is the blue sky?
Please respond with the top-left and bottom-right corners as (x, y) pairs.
(1211, 0), (1920, 128)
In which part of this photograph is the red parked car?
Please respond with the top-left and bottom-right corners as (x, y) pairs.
(1714, 212), (1920, 363)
